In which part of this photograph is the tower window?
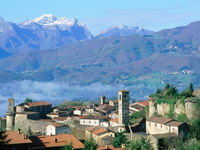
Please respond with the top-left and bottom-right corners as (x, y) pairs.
(119, 95), (121, 100)
(124, 94), (127, 98)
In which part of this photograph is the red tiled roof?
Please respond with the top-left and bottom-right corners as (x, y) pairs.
(165, 121), (185, 127)
(50, 122), (66, 127)
(53, 117), (68, 121)
(93, 128), (108, 135)
(110, 118), (118, 123)
(26, 101), (51, 107)
(29, 134), (84, 149)
(86, 126), (109, 135)
(138, 101), (149, 106)
(147, 117), (173, 124)
(4, 131), (32, 145)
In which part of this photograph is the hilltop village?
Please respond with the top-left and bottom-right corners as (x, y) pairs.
(0, 84), (200, 150)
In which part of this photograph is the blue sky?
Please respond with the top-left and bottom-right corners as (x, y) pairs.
(1, 0), (200, 35)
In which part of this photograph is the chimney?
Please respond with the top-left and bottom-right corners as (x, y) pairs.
(24, 134), (27, 139)
(18, 129), (21, 134)
(54, 138), (58, 143)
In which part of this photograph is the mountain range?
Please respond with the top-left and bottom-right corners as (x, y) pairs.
(0, 14), (200, 94)
(0, 14), (152, 55)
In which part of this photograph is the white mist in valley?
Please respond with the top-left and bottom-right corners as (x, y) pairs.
(0, 80), (153, 116)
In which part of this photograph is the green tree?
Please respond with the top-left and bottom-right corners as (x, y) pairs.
(188, 120), (200, 140)
(60, 142), (73, 150)
(24, 98), (33, 103)
(0, 130), (9, 149)
(183, 138), (200, 150)
(165, 83), (170, 90)
(188, 83), (194, 94)
(130, 109), (146, 123)
(112, 132), (127, 148)
(128, 138), (152, 150)
(84, 135), (97, 150)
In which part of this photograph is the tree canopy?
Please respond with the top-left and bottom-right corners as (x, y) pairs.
(112, 132), (127, 148)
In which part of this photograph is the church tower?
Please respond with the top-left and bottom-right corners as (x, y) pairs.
(6, 98), (15, 130)
(118, 90), (129, 131)
(100, 96), (106, 105)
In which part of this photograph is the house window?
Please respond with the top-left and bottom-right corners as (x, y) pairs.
(173, 128), (175, 131)
(161, 125), (162, 128)
(119, 95), (121, 100)
(149, 123), (151, 126)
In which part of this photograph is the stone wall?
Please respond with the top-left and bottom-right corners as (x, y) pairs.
(15, 119), (53, 134)
(157, 103), (170, 117)
(149, 99), (200, 120)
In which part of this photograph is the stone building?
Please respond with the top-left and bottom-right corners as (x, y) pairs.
(85, 126), (115, 145)
(146, 117), (188, 135)
(148, 97), (200, 120)
(109, 100), (118, 108)
(118, 90), (129, 132)
(6, 98), (53, 133)
(6, 98), (15, 130)
(46, 123), (70, 135)
(100, 96), (107, 105)
(80, 115), (107, 126)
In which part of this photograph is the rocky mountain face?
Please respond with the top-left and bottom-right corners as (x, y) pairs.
(0, 14), (93, 54)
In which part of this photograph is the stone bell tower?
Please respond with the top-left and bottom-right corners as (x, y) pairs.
(118, 90), (129, 132)
(100, 96), (106, 105)
(6, 98), (15, 130)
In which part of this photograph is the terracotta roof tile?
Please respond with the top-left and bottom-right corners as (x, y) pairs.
(26, 101), (51, 107)
(137, 101), (149, 106)
(53, 117), (68, 121)
(110, 118), (118, 123)
(165, 121), (185, 127)
(147, 117), (173, 124)
(50, 122), (66, 127)
(86, 126), (109, 135)
(93, 128), (108, 135)
(4, 131), (32, 145)
(30, 134), (84, 149)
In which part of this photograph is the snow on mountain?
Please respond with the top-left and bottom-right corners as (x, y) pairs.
(97, 24), (153, 38)
(0, 15), (93, 54)
(33, 14), (80, 26)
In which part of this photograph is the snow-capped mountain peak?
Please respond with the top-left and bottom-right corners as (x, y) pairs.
(33, 14), (80, 26)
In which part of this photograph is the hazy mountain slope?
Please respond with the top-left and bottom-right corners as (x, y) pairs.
(157, 20), (200, 48)
(97, 25), (153, 38)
